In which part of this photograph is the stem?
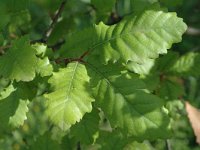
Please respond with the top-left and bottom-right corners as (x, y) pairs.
(186, 27), (200, 36)
(165, 139), (172, 150)
(0, 45), (12, 54)
(55, 50), (89, 64)
(43, 0), (67, 42)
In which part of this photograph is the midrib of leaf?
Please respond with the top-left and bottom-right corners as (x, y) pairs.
(87, 63), (160, 128)
(61, 62), (78, 129)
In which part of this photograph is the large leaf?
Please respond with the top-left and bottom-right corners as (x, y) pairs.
(45, 62), (94, 130)
(60, 10), (187, 64)
(92, 72), (171, 139)
(0, 37), (38, 81)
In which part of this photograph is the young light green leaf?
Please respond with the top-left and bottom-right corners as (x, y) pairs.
(36, 57), (53, 77)
(0, 88), (30, 129)
(0, 37), (38, 81)
(0, 80), (15, 100)
(44, 62), (94, 130)
(126, 59), (155, 75)
(32, 43), (48, 57)
(9, 99), (29, 128)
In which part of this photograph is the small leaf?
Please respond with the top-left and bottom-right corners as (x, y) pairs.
(126, 59), (155, 75)
(32, 43), (48, 56)
(0, 87), (30, 129)
(36, 57), (53, 77)
(9, 99), (29, 128)
(45, 62), (94, 130)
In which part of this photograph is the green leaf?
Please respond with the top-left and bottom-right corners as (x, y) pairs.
(124, 141), (152, 150)
(97, 130), (131, 150)
(91, 0), (116, 22)
(158, 79), (184, 100)
(93, 73), (171, 139)
(117, 0), (159, 16)
(60, 10), (187, 64)
(0, 37), (38, 81)
(155, 51), (179, 72)
(61, 136), (78, 150)
(126, 59), (155, 75)
(32, 43), (48, 57)
(36, 57), (53, 77)
(44, 62), (94, 130)
(131, 0), (159, 14)
(93, 10), (186, 64)
(30, 132), (61, 150)
(91, 0), (116, 12)
(0, 88), (30, 129)
(71, 109), (100, 144)
(0, 0), (29, 30)
(0, 79), (15, 100)
(170, 52), (200, 76)
(9, 99), (29, 128)
(0, 4), (10, 30)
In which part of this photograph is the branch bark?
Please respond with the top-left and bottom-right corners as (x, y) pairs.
(43, 0), (67, 42)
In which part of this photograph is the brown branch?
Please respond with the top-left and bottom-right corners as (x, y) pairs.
(43, 0), (67, 42)
(55, 50), (89, 65)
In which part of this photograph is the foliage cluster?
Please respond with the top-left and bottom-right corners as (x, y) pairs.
(0, 0), (200, 149)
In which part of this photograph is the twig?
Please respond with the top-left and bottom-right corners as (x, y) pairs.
(0, 45), (12, 54)
(43, 0), (67, 42)
(186, 27), (200, 36)
(165, 139), (172, 150)
(55, 50), (89, 64)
